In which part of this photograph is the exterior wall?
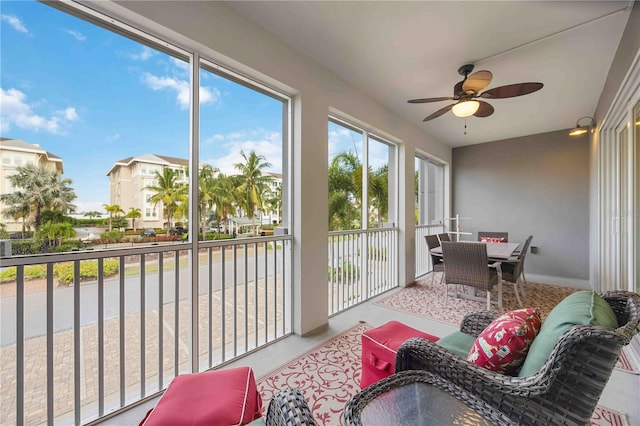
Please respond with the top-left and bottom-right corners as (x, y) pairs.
(452, 129), (590, 288)
(0, 140), (64, 232)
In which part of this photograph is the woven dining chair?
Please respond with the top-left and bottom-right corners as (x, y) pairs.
(477, 231), (508, 242)
(440, 241), (502, 310)
(501, 235), (533, 306)
(424, 235), (445, 285)
(437, 233), (450, 243)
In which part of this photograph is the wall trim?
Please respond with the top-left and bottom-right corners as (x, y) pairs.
(526, 274), (592, 290)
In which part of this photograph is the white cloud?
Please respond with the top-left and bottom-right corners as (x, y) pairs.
(201, 129), (282, 175)
(106, 133), (121, 142)
(142, 72), (220, 109)
(130, 46), (155, 61)
(64, 29), (86, 41)
(0, 87), (80, 134)
(61, 107), (79, 121)
(1, 14), (28, 34)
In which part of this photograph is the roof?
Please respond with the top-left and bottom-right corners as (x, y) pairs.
(0, 138), (64, 170)
(106, 153), (188, 176)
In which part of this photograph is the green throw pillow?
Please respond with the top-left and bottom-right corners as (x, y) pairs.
(436, 331), (477, 358)
(518, 291), (618, 377)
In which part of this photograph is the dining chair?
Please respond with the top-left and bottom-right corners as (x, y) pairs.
(501, 235), (533, 305)
(437, 233), (450, 243)
(424, 235), (444, 285)
(440, 241), (502, 310)
(477, 231), (508, 242)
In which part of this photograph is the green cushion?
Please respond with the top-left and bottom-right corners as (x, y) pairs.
(246, 418), (266, 426)
(518, 291), (619, 377)
(436, 331), (477, 358)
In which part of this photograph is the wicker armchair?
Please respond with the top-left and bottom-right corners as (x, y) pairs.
(501, 235), (533, 306)
(441, 241), (502, 309)
(395, 291), (640, 426)
(266, 389), (317, 425)
(477, 231), (508, 242)
(425, 234), (445, 285)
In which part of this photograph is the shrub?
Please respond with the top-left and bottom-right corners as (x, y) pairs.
(54, 259), (120, 285)
(328, 262), (360, 282)
(10, 240), (44, 255)
(100, 230), (124, 241)
(199, 232), (233, 241)
(1, 264), (64, 283)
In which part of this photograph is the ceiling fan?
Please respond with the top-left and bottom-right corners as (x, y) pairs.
(408, 64), (543, 122)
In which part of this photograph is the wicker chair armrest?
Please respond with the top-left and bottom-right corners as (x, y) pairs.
(460, 311), (501, 336)
(395, 337), (550, 397)
(266, 388), (317, 426)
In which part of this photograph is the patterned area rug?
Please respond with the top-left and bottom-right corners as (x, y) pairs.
(374, 274), (639, 375)
(374, 274), (578, 325)
(256, 322), (628, 426)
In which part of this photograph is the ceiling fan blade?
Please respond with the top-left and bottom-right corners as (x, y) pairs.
(423, 104), (454, 121)
(462, 70), (493, 93)
(408, 97), (454, 104)
(479, 82), (543, 99)
(473, 101), (494, 118)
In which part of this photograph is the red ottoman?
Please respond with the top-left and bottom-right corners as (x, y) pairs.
(360, 321), (439, 389)
(139, 366), (262, 426)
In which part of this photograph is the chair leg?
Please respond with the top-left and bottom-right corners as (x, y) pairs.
(498, 281), (503, 308)
(486, 291), (491, 311)
(512, 280), (523, 308)
(520, 272), (528, 297)
(445, 282), (449, 308)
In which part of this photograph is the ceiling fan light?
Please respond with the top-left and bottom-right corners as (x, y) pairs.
(452, 100), (480, 117)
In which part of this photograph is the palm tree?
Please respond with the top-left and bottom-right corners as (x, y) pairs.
(146, 168), (188, 232)
(126, 207), (142, 232)
(1, 191), (31, 236)
(328, 151), (362, 230)
(233, 150), (273, 231)
(0, 163), (76, 232)
(210, 173), (238, 233)
(198, 165), (217, 233)
(103, 204), (123, 231)
(369, 165), (389, 227)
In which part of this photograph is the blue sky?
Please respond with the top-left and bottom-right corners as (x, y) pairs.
(1, 1), (386, 214)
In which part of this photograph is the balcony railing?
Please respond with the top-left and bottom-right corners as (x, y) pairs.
(0, 235), (292, 425)
(328, 227), (398, 316)
(414, 224), (445, 278)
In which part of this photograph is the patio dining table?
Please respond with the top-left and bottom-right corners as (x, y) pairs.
(430, 241), (521, 262)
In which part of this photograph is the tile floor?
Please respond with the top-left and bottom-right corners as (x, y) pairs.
(97, 288), (640, 425)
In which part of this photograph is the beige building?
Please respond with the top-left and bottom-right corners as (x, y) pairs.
(106, 154), (188, 229)
(0, 138), (64, 232)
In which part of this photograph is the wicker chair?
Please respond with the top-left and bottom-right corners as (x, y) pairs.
(477, 231), (508, 242)
(437, 232), (450, 242)
(395, 291), (640, 426)
(266, 389), (317, 425)
(501, 235), (533, 305)
(441, 241), (502, 310)
(425, 234), (445, 285)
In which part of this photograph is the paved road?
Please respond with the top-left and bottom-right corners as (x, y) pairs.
(0, 250), (283, 346)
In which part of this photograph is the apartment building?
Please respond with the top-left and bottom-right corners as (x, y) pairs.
(106, 153), (188, 229)
(107, 154), (282, 230)
(0, 138), (64, 232)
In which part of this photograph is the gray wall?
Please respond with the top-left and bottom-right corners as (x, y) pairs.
(452, 129), (590, 288)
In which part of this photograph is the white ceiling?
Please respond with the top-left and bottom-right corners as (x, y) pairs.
(228, 1), (632, 147)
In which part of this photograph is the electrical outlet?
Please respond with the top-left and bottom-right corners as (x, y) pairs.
(531, 246), (538, 254)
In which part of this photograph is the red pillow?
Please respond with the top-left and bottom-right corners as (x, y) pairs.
(480, 237), (505, 243)
(467, 308), (541, 375)
(139, 367), (262, 426)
